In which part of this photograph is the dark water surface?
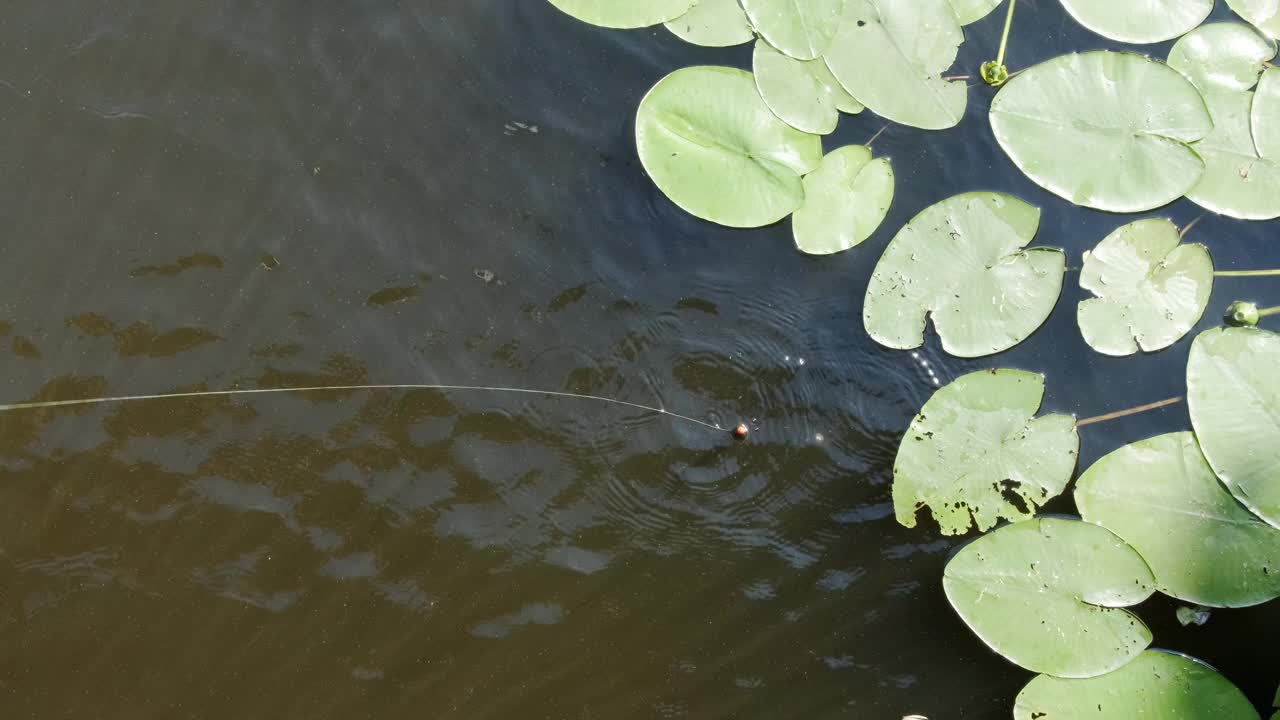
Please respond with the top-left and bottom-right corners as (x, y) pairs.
(0, 1), (1276, 717)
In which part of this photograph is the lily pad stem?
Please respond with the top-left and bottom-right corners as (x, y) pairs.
(866, 124), (889, 147)
(1179, 213), (1205, 238)
(1262, 305), (1280, 317)
(980, 0), (1016, 87)
(1076, 396), (1183, 428)
(1214, 269), (1280, 277)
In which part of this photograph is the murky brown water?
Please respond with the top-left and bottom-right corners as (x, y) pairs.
(0, 1), (1276, 718)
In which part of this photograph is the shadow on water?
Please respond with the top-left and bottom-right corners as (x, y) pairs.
(0, 0), (1276, 718)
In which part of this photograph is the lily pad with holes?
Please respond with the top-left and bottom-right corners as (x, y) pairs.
(824, 0), (968, 130)
(990, 51), (1213, 212)
(1254, 67), (1280, 157)
(635, 66), (823, 228)
(739, 0), (845, 60)
(1185, 89), (1280, 220)
(1188, 326), (1280, 528)
(753, 40), (863, 134)
(664, 0), (755, 47)
(948, 0), (1002, 25)
(1014, 651), (1260, 720)
(863, 192), (1065, 357)
(792, 146), (894, 254)
(893, 369), (1079, 535)
(1077, 218), (1212, 356)
(1059, 0), (1213, 44)
(1227, 0), (1280, 39)
(1168, 23), (1277, 93)
(546, 0), (695, 28)
(1076, 432), (1280, 608)
(944, 517), (1154, 677)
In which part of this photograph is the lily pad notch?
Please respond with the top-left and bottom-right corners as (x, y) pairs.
(944, 517), (1155, 678)
(635, 65), (823, 228)
(863, 192), (1065, 358)
(1076, 218), (1213, 356)
(990, 51), (1213, 213)
(892, 369), (1079, 535)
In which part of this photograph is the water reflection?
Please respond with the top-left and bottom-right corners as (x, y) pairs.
(0, 332), (966, 716)
(1, 0), (1277, 716)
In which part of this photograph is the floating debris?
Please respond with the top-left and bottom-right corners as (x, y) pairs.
(503, 120), (540, 135)
(1176, 605), (1211, 627)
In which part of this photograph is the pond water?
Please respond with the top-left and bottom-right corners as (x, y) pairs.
(0, 1), (1276, 717)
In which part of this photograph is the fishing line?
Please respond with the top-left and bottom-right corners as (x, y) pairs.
(0, 383), (734, 434)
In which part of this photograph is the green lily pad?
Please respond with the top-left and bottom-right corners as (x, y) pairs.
(1014, 651), (1260, 719)
(863, 192), (1065, 357)
(1227, 0), (1280, 39)
(1185, 89), (1280, 220)
(990, 51), (1213, 212)
(1059, 0), (1212, 44)
(944, 517), (1154, 678)
(1168, 23), (1277, 93)
(948, 0), (1002, 25)
(753, 40), (863, 134)
(893, 369), (1079, 535)
(664, 0), (755, 47)
(1076, 432), (1280, 608)
(739, 0), (844, 60)
(635, 66), (823, 228)
(1188, 326), (1280, 529)
(824, 0), (968, 130)
(547, 0), (695, 28)
(1254, 67), (1280, 158)
(1077, 218), (1213, 356)
(792, 145), (893, 254)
